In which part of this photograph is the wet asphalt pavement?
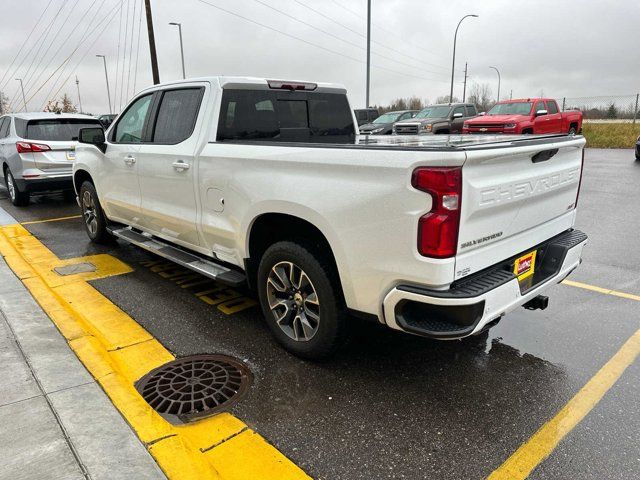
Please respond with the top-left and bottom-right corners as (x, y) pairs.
(1, 148), (638, 479)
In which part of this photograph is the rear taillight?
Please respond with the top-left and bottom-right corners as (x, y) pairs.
(16, 142), (50, 153)
(575, 148), (585, 207)
(412, 167), (462, 258)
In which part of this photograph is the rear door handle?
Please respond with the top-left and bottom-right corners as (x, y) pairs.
(172, 160), (190, 171)
(124, 155), (136, 165)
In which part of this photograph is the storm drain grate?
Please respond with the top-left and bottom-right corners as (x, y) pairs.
(135, 354), (252, 424)
(54, 262), (96, 276)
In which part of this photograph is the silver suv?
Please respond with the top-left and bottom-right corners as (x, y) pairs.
(0, 113), (102, 206)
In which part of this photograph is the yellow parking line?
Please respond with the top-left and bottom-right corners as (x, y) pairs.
(21, 214), (82, 225)
(0, 224), (310, 480)
(489, 280), (640, 479)
(563, 279), (640, 302)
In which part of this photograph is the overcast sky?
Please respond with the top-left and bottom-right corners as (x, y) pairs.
(0, 0), (638, 114)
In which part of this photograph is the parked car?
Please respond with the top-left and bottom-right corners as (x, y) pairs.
(393, 103), (478, 135)
(97, 114), (117, 129)
(359, 110), (418, 135)
(0, 112), (103, 206)
(636, 135), (640, 160)
(74, 76), (587, 359)
(354, 108), (379, 126)
(463, 98), (582, 135)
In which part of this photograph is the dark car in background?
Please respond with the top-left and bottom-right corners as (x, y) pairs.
(354, 108), (380, 126)
(636, 135), (640, 160)
(97, 114), (117, 129)
(393, 103), (478, 135)
(359, 110), (418, 135)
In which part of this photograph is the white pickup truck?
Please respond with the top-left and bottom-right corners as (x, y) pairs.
(74, 76), (587, 359)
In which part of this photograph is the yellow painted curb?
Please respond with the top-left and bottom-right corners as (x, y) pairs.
(0, 224), (310, 480)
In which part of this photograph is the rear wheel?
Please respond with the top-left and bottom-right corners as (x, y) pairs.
(257, 240), (348, 359)
(79, 181), (112, 243)
(4, 168), (30, 206)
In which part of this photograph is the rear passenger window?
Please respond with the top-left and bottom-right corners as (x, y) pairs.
(547, 101), (559, 114)
(153, 88), (203, 144)
(217, 89), (355, 143)
(466, 105), (477, 116)
(0, 118), (8, 138)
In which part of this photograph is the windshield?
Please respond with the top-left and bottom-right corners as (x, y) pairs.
(415, 106), (451, 119)
(487, 102), (533, 116)
(372, 112), (402, 124)
(24, 119), (102, 141)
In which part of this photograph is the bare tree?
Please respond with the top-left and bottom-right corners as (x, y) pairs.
(467, 83), (493, 112)
(44, 94), (78, 113)
(0, 92), (9, 114)
(435, 94), (460, 104)
(374, 96), (429, 114)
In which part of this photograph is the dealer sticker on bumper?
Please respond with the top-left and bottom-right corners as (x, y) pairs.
(514, 250), (537, 281)
(66, 151), (76, 160)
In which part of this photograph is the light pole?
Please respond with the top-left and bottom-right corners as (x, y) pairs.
(169, 22), (186, 79)
(449, 14), (478, 104)
(96, 55), (113, 114)
(15, 78), (27, 112)
(489, 66), (501, 103)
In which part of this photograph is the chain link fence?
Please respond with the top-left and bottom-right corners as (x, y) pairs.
(559, 94), (640, 123)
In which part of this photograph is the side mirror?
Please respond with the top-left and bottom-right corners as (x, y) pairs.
(78, 127), (106, 153)
(535, 109), (548, 117)
(452, 112), (464, 119)
(479, 112), (486, 116)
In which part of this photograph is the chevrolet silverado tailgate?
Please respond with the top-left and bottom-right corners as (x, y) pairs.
(454, 136), (585, 280)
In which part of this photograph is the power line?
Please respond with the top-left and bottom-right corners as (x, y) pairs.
(7, 0), (70, 110)
(114, 0), (124, 113)
(119, 0), (131, 110)
(125, 0), (139, 99)
(327, 0), (447, 62)
(45, 1), (126, 108)
(251, 0), (447, 79)
(39, 0), (110, 108)
(0, 0), (55, 88)
(196, 0), (448, 85)
(23, 0), (86, 98)
(34, 0), (121, 109)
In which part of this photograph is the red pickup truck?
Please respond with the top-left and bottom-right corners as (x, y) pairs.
(463, 98), (582, 135)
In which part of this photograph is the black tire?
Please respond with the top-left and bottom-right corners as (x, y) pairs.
(4, 168), (30, 206)
(568, 126), (577, 135)
(257, 240), (348, 360)
(79, 181), (112, 243)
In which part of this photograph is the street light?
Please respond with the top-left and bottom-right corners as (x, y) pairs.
(15, 78), (27, 112)
(489, 66), (501, 103)
(449, 14), (478, 104)
(96, 55), (112, 114)
(169, 22), (186, 79)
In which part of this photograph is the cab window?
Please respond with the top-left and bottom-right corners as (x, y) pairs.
(547, 100), (559, 114)
(466, 105), (477, 116)
(535, 101), (547, 115)
(152, 88), (203, 144)
(452, 106), (466, 117)
(113, 94), (153, 143)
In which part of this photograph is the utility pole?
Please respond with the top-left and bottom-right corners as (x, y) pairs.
(462, 62), (469, 102)
(144, 0), (160, 85)
(169, 22), (186, 79)
(365, 0), (371, 107)
(96, 55), (113, 114)
(510, 89), (513, 100)
(15, 78), (27, 112)
(0, 91), (4, 114)
(75, 76), (83, 114)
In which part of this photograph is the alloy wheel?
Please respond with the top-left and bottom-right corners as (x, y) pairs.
(266, 261), (320, 342)
(6, 173), (15, 201)
(82, 190), (98, 235)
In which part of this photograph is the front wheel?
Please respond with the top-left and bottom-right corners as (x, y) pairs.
(4, 168), (30, 206)
(257, 241), (348, 359)
(79, 181), (112, 243)
(568, 126), (577, 135)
